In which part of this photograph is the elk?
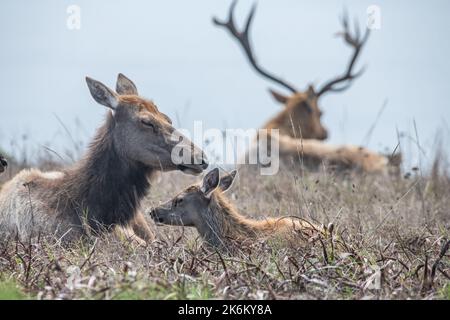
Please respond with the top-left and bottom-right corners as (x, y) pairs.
(0, 74), (208, 243)
(0, 155), (7, 174)
(213, 1), (369, 141)
(150, 168), (324, 251)
(214, 2), (398, 173)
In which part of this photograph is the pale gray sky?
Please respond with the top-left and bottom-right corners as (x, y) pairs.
(0, 0), (449, 169)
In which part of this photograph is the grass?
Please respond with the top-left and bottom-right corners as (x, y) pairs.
(0, 151), (449, 300)
(440, 284), (450, 300)
(0, 280), (28, 300)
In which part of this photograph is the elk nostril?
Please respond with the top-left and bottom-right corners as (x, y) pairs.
(150, 210), (164, 223)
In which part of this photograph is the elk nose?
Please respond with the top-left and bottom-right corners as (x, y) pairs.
(321, 129), (328, 140)
(149, 209), (162, 223)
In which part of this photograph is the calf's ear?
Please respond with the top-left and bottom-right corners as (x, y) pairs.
(201, 168), (220, 198)
(268, 88), (289, 105)
(219, 170), (237, 192)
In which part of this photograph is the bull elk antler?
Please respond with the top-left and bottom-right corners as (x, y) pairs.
(213, 0), (298, 94)
(213, 1), (370, 98)
(316, 11), (370, 97)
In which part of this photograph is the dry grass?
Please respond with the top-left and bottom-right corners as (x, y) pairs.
(0, 154), (449, 300)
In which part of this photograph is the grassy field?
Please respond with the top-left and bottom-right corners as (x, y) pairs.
(0, 156), (449, 300)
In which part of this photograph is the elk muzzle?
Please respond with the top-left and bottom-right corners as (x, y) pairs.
(319, 128), (328, 140)
(149, 207), (181, 226)
(170, 133), (209, 175)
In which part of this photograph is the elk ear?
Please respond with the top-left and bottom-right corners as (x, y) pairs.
(201, 168), (220, 198)
(219, 170), (237, 192)
(86, 77), (119, 110)
(268, 89), (289, 105)
(161, 112), (173, 125)
(116, 73), (138, 95)
(306, 85), (316, 100)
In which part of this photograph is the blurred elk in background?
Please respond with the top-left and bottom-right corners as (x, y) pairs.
(214, 1), (400, 173)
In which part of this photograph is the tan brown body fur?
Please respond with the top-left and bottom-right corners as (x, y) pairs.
(207, 191), (321, 245)
(277, 135), (389, 173)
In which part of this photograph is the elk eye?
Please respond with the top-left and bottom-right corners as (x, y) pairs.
(305, 104), (313, 114)
(141, 120), (156, 130)
(174, 198), (183, 207)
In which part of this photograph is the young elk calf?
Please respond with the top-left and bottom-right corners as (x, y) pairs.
(150, 168), (323, 251)
(0, 74), (208, 243)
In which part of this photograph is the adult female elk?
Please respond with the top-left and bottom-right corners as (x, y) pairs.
(214, 2), (398, 173)
(150, 168), (324, 251)
(0, 74), (208, 243)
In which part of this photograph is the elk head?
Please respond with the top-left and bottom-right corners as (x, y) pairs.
(86, 74), (208, 175)
(213, 1), (370, 140)
(150, 168), (236, 227)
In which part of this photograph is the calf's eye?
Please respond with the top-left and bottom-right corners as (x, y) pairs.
(174, 198), (183, 207)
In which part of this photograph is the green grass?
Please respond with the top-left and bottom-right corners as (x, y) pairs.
(0, 280), (28, 300)
(113, 281), (213, 300)
(440, 284), (450, 300)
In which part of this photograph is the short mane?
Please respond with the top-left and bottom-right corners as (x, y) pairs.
(51, 112), (154, 232)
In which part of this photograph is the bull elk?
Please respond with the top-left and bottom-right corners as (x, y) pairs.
(214, 2), (397, 173)
(213, 1), (369, 140)
(150, 168), (325, 251)
(0, 74), (208, 243)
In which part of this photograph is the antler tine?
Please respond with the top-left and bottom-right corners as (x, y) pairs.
(317, 12), (370, 97)
(244, 3), (257, 35)
(212, 0), (239, 36)
(213, 1), (298, 93)
(353, 17), (361, 43)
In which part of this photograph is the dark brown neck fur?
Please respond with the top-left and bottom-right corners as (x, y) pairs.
(53, 113), (153, 232)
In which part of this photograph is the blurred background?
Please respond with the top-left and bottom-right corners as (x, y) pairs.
(0, 0), (449, 169)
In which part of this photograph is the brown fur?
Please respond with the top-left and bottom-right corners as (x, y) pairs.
(263, 90), (327, 140)
(277, 135), (389, 173)
(209, 191), (321, 243)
